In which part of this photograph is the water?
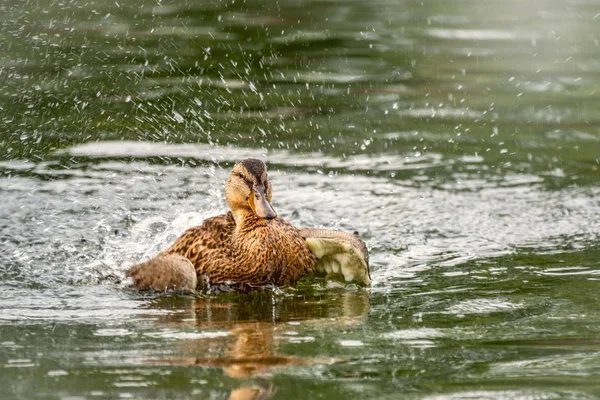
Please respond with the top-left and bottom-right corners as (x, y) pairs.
(1, 0), (600, 398)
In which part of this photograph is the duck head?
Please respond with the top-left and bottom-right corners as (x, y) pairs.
(225, 159), (277, 222)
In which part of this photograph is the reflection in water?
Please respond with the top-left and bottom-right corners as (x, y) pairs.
(143, 290), (370, 399)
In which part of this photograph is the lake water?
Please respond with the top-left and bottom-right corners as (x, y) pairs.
(1, 0), (600, 398)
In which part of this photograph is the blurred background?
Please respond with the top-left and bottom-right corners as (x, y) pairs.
(1, 0), (600, 398)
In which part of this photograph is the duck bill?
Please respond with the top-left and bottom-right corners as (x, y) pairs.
(248, 188), (277, 219)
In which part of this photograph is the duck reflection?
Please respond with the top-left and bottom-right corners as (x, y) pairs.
(142, 288), (370, 399)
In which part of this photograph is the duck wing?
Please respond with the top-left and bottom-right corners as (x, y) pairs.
(299, 228), (370, 286)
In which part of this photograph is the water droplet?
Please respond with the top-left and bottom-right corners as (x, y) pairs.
(173, 111), (184, 123)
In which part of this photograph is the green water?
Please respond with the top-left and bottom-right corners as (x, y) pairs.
(1, 0), (600, 399)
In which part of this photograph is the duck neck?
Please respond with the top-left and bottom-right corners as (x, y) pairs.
(230, 210), (269, 260)
(236, 210), (269, 231)
(232, 208), (254, 228)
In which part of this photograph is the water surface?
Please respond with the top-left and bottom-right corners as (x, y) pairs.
(1, 0), (600, 398)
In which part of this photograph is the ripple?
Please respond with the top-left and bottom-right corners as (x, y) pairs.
(423, 390), (566, 400)
(488, 351), (600, 378)
(425, 28), (525, 41)
(52, 140), (445, 173)
(0, 287), (168, 324)
(94, 329), (136, 337)
(143, 329), (229, 340)
(339, 340), (364, 347)
(446, 298), (524, 315)
(5, 358), (36, 369)
(537, 267), (600, 277)
(398, 107), (483, 120)
(382, 328), (445, 348)
(382, 328), (445, 340)
(47, 370), (69, 377)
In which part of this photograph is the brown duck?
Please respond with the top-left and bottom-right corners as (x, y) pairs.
(126, 159), (370, 292)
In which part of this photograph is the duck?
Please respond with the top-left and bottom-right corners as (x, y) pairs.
(126, 159), (370, 292)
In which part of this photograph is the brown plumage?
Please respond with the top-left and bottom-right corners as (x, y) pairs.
(131, 159), (316, 289)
